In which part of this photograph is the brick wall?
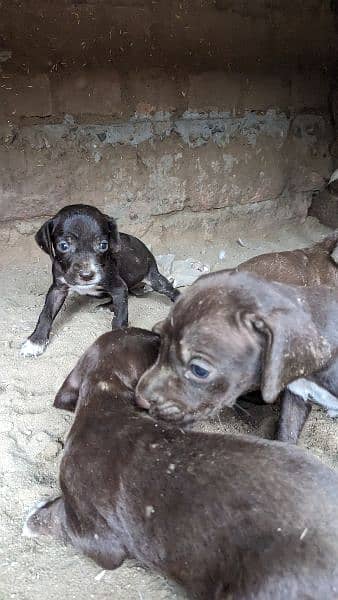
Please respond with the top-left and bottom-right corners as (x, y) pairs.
(0, 0), (336, 230)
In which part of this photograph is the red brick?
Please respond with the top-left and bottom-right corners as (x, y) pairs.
(126, 68), (187, 114)
(0, 74), (52, 121)
(242, 75), (291, 112)
(291, 72), (329, 111)
(188, 71), (243, 113)
(52, 69), (122, 116)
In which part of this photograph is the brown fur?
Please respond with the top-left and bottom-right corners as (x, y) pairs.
(25, 328), (338, 599)
(136, 271), (338, 444)
(237, 230), (338, 286)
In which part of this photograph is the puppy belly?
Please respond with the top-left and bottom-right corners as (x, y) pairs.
(287, 378), (338, 417)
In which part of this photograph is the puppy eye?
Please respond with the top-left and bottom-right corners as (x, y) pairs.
(57, 241), (70, 253)
(98, 240), (109, 252)
(187, 360), (212, 381)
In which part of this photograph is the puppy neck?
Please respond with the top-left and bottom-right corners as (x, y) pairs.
(78, 377), (140, 419)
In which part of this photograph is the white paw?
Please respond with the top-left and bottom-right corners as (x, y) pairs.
(20, 339), (47, 357)
(22, 499), (50, 538)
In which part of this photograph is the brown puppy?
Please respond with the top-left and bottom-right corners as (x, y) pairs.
(136, 271), (338, 443)
(237, 230), (338, 286)
(24, 328), (338, 599)
(237, 230), (338, 438)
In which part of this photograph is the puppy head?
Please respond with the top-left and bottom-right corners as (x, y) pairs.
(136, 271), (331, 425)
(54, 328), (160, 412)
(35, 204), (120, 286)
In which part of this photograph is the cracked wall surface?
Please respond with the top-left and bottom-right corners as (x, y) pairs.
(0, 0), (336, 231)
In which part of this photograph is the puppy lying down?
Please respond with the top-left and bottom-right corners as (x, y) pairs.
(136, 271), (338, 444)
(237, 229), (338, 286)
(21, 204), (179, 357)
(24, 328), (338, 599)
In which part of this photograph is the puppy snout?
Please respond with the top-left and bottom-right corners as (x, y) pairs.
(73, 261), (97, 282)
(150, 401), (184, 421)
(78, 268), (95, 281)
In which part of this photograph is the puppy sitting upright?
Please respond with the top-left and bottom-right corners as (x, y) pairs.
(21, 204), (179, 357)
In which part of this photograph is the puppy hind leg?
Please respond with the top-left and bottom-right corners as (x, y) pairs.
(94, 299), (114, 311)
(129, 282), (153, 297)
(147, 263), (180, 302)
(276, 390), (312, 444)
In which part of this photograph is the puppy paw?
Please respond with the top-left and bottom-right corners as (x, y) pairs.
(22, 499), (51, 538)
(94, 300), (113, 311)
(20, 339), (47, 357)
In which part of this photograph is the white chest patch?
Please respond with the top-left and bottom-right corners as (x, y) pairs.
(70, 284), (103, 297)
(287, 378), (338, 418)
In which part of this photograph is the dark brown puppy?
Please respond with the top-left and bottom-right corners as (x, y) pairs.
(237, 230), (338, 286)
(136, 271), (338, 443)
(21, 204), (179, 357)
(24, 328), (338, 599)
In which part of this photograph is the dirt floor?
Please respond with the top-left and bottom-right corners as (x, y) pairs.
(0, 215), (337, 600)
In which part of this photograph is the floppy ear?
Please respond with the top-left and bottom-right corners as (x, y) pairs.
(54, 365), (81, 412)
(35, 218), (55, 258)
(252, 306), (331, 404)
(54, 340), (100, 411)
(105, 215), (120, 253)
(152, 320), (165, 335)
(331, 243), (338, 265)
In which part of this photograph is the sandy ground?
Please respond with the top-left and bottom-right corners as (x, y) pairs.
(0, 216), (337, 600)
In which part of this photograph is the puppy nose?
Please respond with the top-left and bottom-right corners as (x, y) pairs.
(79, 269), (95, 281)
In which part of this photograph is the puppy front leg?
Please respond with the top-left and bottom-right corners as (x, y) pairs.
(105, 277), (129, 328)
(21, 285), (68, 357)
(276, 390), (312, 444)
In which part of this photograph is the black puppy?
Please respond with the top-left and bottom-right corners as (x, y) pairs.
(21, 204), (179, 357)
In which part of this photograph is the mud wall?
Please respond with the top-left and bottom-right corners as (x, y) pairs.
(0, 1), (337, 233)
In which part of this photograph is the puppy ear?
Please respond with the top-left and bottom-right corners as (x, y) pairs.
(152, 320), (165, 335)
(54, 364), (81, 412)
(54, 341), (100, 411)
(35, 218), (55, 258)
(331, 243), (338, 265)
(251, 306), (331, 404)
(105, 215), (120, 253)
